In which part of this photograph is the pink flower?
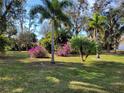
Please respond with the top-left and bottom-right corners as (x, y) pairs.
(56, 43), (71, 57)
(28, 46), (48, 58)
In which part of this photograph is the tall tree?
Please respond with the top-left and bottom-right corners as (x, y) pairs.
(104, 7), (124, 52)
(30, 0), (72, 64)
(93, 0), (113, 13)
(0, 0), (26, 34)
(0, 0), (26, 52)
(66, 0), (88, 35)
(16, 30), (37, 51)
(88, 12), (106, 58)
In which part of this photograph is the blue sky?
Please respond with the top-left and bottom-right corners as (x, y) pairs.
(24, 0), (117, 39)
(24, 0), (95, 39)
(26, 0), (42, 9)
(25, 0), (42, 39)
(24, 0), (96, 39)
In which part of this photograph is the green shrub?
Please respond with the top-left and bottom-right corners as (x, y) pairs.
(39, 37), (51, 53)
(0, 35), (10, 53)
(70, 36), (97, 62)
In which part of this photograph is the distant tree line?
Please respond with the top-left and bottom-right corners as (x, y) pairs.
(0, 0), (124, 63)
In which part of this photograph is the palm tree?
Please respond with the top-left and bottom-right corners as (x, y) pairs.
(30, 0), (72, 64)
(88, 12), (106, 58)
(104, 8), (124, 53)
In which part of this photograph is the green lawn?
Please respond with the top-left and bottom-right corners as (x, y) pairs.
(0, 51), (124, 93)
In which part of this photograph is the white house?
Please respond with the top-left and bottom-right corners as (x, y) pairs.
(118, 36), (124, 50)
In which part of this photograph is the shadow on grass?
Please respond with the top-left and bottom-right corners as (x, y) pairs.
(0, 52), (29, 60)
(0, 56), (124, 93)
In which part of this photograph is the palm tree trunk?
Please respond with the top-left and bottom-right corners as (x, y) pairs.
(93, 29), (96, 40)
(114, 48), (117, 53)
(114, 38), (117, 54)
(20, 18), (23, 33)
(51, 22), (55, 64)
(96, 29), (100, 59)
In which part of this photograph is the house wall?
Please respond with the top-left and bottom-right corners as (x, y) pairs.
(118, 40), (124, 50)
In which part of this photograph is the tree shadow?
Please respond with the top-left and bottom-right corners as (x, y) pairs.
(0, 52), (29, 60)
(0, 57), (124, 93)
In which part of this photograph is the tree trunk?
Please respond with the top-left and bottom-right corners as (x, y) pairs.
(79, 50), (84, 63)
(18, 46), (21, 52)
(114, 44), (117, 54)
(80, 54), (84, 63)
(96, 29), (100, 59)
(93, 29), (96, 40)
(85, 54), (89, 61)
(20, 19), (23, 33)
(114, 48), (117, 53)
(107, 44), (110, 53)
(96, 53), (100, 58)
(114, 39), (117, 54)
(51, 22), (55, 64)
(26, 44), (28, 51)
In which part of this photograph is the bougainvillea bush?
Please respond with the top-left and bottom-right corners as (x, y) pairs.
(28, 46), (49, 58)
(56, 43), (71, 57)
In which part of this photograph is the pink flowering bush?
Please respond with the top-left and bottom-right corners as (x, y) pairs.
(56, 43), (71, 57)
(28, 46), (49, 58)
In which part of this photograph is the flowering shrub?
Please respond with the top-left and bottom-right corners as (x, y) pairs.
(28, 46), (49, 58)
(56, 43), (71, 56)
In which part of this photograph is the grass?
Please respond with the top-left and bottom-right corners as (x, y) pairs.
(0, 51), (124, 93)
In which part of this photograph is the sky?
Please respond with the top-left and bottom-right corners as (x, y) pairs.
(26, 0), (42, 9)
(24, 0), (95, 39)
(24, 0), (118, 40)
(24, 0), (42, 39)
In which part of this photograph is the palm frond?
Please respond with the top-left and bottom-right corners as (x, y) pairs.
(60, 0), (73, 8)
(30, 5), (51, 20)
(51, 0), (60, 10)
(56, 10), (72, 27)
(120, 25), (124, 32)
(43, 0), (55, 14)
